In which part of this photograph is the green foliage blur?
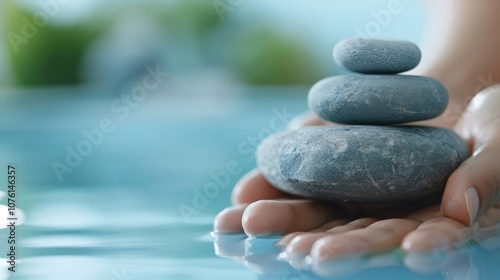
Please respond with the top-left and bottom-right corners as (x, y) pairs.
(2, 0), (328, 87)
(231, 28), (325, 85)
(2, 0), (105, 86)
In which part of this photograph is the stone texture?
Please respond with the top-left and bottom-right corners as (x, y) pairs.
(308, 75), (448, 125)
(256, 126), (468, 204)
(333, 38), (421, 74)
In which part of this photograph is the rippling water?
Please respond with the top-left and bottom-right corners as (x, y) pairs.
(1, 86), (499, 279)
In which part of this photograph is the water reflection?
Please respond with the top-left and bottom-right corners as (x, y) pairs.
(8, 188), (258, 279)
(213, 231), (500, 280)
(0, 205), (25, 230)
(0, 190), (25, 231)
(0, 260), (8, 280)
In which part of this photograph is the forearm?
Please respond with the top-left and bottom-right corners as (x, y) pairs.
(412, 0), (500, 127)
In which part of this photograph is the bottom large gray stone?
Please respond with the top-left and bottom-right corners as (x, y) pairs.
(256, 126), (469, 205)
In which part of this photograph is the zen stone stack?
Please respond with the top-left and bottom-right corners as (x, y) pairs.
(256, 38), (469, 205)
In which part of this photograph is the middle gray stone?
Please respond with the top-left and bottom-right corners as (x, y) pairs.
(308, 75), (448, 125)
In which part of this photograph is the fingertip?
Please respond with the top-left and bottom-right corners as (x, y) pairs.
(441, 165), (475, 226)
(402, 230), (452, 252)
(242, 200), (290, 236)
(286, 233), (325, 255)
(442, 143), (500, 226)
(214, 204), (248, 234)
(284, 233), (324, 269)
(310, 237), (336, 261)
(310, 235), (362, 262)
(277, 232), (303, 247)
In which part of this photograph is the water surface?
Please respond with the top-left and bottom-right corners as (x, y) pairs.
(1, 86), (499, 279)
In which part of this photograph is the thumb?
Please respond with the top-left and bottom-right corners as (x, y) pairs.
(442, 139), (500, 226)
(441, 86), (500, 226)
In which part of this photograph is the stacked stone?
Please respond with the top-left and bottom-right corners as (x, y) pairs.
(256, 38), (469, 206)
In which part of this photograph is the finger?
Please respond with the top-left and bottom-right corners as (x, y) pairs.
(213, 204), (249, 233)
(402, 216), (478, 252)
(455, 85), (500, 140)
(277, 218), (372, 247)
(471, 202), (500, 247)
(325, 218), (378, 233)
(311, 219), (420, 261)
(231, 169), (293, 204)
(284, 232), (328, 269)
(286, 233), (329, 254)
(443, 86), (500, 226)
(282, 219), (359, 270)
(403, 248), (454, 274)
(476, 202), (500, 228)
(286, 111), (329, 130)
(442, 138), (500, 226)
(312, 219), (353, 232)
(242, 199), (338, 236)
(277, 232), (305, 247)
(283, 219), (371, 258)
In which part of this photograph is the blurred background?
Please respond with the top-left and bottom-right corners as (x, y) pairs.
(0, 0), (426, 88)
(0, 1), (440, 279)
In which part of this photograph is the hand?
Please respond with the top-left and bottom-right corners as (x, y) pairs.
(213, 225), (500, 278)
(213, 85), (500, 266)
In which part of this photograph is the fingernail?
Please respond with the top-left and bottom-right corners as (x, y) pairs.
(402, 240), (412, 251)
(465, 187), (479, 225)
(275, 238), (289, 247)
(402, 231), (451, 252)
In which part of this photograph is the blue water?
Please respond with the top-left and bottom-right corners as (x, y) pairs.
(0, 85), (499, 279)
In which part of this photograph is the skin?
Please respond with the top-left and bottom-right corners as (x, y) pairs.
(214, 0), (500, 267)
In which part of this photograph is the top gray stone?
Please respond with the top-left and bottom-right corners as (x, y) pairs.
(333, 38), (421, 74)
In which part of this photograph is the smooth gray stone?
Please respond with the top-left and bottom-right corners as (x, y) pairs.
(256, 126), (468, 204)
(333, 38), (421, 74)
(308, 75), (448, 125)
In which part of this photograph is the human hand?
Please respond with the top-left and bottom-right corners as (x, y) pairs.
(213, 85), (500, 266)
(213, 223), (500, 278)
